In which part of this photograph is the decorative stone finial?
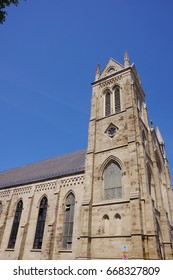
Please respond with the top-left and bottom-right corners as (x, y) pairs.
(155, 127), (164, 145)
(95, 64), (101, 81)
(124, 51), (130, 68)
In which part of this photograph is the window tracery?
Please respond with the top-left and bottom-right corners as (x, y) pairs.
(105, 91), (111, 116)
(104, 162), (122, 200)
(114, 86), (121, 113)
(104, 86), (121, 117)
(33, 196), (48, 249)
(62, 193), (75, 250)
(8, 200), (23, 249)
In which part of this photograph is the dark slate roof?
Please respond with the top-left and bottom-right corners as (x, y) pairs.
(0, 149), (86, 189)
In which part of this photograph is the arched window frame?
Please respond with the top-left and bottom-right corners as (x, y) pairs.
(103, 161), (123, 200)
(147, 165), (152, 195)
(115, 213), (121, 220)
(103, 85), (121, 117)
(102, 214), (109, 235)
(113, 85), (121, 113)
(106, 67), (116, 75)
(62, 192), (75, 250)
(33, 196), (48, 249)
(156, 218), (164, 259)
(104, 90), (111, 116)
(146, 163), (156, 205)
(98, 156), (124, 201)
(114, 213), (122, 235)
(142, 130), (149, 153)
(8, 200), (23, 249)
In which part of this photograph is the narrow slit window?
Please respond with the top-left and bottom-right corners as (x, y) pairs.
(62, 193), (75, 250)
(33, 196), (48, 249)
(105, 91), (111, 116)
(114, 86), (121, 113)
(8, 200), (23, 249)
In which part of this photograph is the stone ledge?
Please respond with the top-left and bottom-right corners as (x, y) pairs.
(30, 249), (42, 252)
(92, 199), (130, 207)
(58, 250), (72, 253)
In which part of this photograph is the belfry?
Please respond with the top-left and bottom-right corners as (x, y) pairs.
(0, 53), (173, 259)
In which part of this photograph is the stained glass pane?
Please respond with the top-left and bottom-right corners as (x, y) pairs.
(8, 200), (23, 249)
(33, 196), (48, 249)
(104, 162), (122, 200)
(114, 87), (121, 113)
(62, 193), (75, 249)
(105, 92), (111, 116)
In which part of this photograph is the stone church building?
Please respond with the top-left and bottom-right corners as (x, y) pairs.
(0, 53), (173, 260)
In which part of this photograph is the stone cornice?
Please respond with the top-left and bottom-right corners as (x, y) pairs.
(92, 67), (131, 86)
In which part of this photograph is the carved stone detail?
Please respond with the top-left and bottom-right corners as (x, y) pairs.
(60, 175), (84, 188)
(35, 182), (56, 192)
(100, 75), (122, 88)
(0, 190), (11, 198)
(13, 186), (32, 195)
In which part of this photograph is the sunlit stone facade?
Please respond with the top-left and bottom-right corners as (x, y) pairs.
(0, 53), (173, 259)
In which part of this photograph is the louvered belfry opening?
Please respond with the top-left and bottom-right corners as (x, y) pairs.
(114, 86), (121, 113)
(33, 196), (48, 249)
(105, 91), (111, 116)
(8, 200), (23, 249)
(62, 193), (75, 250)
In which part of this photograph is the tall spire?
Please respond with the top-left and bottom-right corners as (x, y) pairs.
(124, 51), (130, 68)
(95, 64), (101, 81)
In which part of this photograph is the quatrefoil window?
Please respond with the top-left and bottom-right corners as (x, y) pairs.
(105, 124), (118, 138)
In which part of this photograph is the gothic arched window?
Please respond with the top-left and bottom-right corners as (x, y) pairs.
(147, 166), (152, 195)
(105, 91), (111, 116)
(33, 196), (48, 249)
(104, 162), (122, 200)
(114, 86), (121, 113)
(114, 213), (122, 235)
(156, 219), (164, 259)
(8, 200), (23, 249)
(62, 193), (75, 250)
(102, 214), (109, 235)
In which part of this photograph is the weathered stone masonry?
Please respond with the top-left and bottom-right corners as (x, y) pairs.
(0, 53), (173, 259)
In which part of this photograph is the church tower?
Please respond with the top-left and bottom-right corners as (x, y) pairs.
(78, 52), (173, 259)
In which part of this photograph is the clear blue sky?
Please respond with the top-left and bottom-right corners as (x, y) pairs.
(0, 0), (173, 183)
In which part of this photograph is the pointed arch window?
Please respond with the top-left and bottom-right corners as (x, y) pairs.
(62, 193), (75, 250)
(114, 86), (121, 113)
(142, 130), (149, 153)
(33, 196), (48, 249)
(147, 166), (152, 195)
(105, 91), (111, 116)
(104, 162), (122, 200)
(8, 200), (23, 249)
(114, 213), (122, 235)
(156, 219), (164, 259)
(102, 214), (109, 235)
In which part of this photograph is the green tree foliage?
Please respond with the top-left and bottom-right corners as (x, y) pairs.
(0, 0), (19, 23)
